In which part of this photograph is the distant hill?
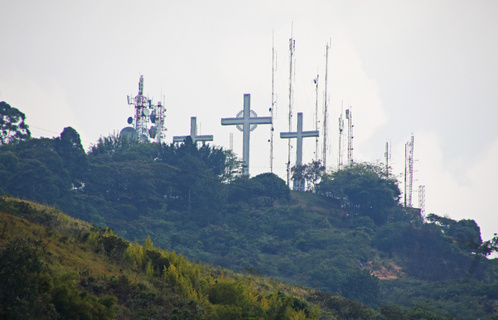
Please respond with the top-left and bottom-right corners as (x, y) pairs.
(0, 196), (456, 319)
(1, 128), (497, 319)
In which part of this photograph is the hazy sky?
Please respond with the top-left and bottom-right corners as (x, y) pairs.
(1, 1), (497, 241)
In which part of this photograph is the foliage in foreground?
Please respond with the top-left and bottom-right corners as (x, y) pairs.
(0, 119), (497, 319)
(0, 196), (458, 319)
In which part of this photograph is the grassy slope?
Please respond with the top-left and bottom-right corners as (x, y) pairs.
(0, 196), (391, 320)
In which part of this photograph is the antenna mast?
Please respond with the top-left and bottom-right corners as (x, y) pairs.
(418, 185), (426, 217)
(404, 134), (415, 207)
(338, 107), (344, 169)
(287, 29), (296, 186)
(345, 107), (354, 166)
(314, 74), (319, 162)
(384, 141), (391, 175)
(125, 75), (166, 143)
(322, 42), (330, 169)
(270, 31), (277, 173)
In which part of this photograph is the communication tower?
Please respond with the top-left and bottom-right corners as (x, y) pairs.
(345, 108), (354, 166)
(322, 42), (330, 169)
(384, 141), (391, 176)
(121, 75), (166, 143)
(404, 135), (415, 207)
(270, 32), (277, 173)
(418, 185), (426, 217)
(314, 74), (320, 161)
(287, 31), (296, 186)
(338, 109), (344, 169)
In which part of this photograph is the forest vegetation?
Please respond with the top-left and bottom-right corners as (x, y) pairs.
(1, 101), (498, 319)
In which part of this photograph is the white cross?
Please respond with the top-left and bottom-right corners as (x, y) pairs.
(221, 94), (272, 176)
(173, 117), (213, 144)
(280, 112), (319, 166)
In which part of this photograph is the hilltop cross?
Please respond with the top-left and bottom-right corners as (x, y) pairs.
(221, 94), (272, 176)
(280, 112), (319, 190)
(173, 117), (213, 144)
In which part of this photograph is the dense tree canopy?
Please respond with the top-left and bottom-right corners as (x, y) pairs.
(1, 113), (498, 319)
(317, 163), (401, 225)
(0, 101), (31, 145)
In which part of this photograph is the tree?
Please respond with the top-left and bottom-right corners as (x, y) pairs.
(291, 164), (307, 191)
(0, 237), (56, 319)
(251, 172), (290, 203)
(55, 127), (89, 184)
(339, 269), (379, 308)
(291, 160), (326, 192)
(0, 101), (31, 145)
(304, 160), (325, 192)
(317, 162), (401, 225)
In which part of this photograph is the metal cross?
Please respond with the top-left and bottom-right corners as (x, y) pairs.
(221, 94), (272, 176)
(280, 112), (319, 190)
(173, 117), (213, 144)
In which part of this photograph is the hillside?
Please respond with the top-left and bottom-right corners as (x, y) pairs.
(1, 129), (497, 319)
(0, 196), (456, 319)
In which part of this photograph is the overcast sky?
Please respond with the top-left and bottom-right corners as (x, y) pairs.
(1, 0), (497, 242)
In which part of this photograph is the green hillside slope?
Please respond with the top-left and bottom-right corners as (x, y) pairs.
(1, 129), (497, 319)
(0, 196), (457, 319)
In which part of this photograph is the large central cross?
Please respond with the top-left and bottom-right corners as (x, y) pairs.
(280, 112), (319, 190)
(173, 117), (213, 144)
(221, 94), (272, 176)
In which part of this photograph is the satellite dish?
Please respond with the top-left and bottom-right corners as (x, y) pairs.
(127, 116), (133, 124)
(143, 108), (151, 116)
(149, 126), (157, 139)
(140, 134), (148, 143)
(120, 127), (138, 141)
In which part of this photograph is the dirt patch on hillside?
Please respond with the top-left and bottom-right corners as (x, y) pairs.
(362, 260), (404, 280)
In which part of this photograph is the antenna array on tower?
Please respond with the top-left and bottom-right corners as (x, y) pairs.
(404, 135), (415, 207)
(314, 74), (320, 162)
(121, 75), (166, 143)
(338, 109), (344, 169)
(418, 185), (426, 217)
(345, 108), (354, 166)
(270, 32), (277, 173)
(286, 33), (296, 186)
(322, 42), (330, 169)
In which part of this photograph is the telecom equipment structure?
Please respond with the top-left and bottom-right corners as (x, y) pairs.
(270, 32), (277, 173)
(385, 141), (391, 176)
(122, 75), (166, 143)
(404, 135), (415, 207)
(418, 185), (426, 217)
(314, 74), (320, 162)
(338, 110), (344, 169)
(322, 42), (330, 169)
(286, 33), (296, 186)
(345, 108), (354, 166)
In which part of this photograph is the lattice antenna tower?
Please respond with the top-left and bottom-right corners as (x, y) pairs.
(153, 100), (166, 143)
(287, 28), (296, 186)
(124, 75), (166, 143)
(418, 185), (426, 217)
(314, 73), (320, 162)
(338, 106), (344, 170)
(384, 140), (391, 176)
(322, 42), (330, 169)
(345, 107), (354, 166)
(270, 31), (277, 173)
(404, 134), (415, 207)
(127, 75), (150, 140)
